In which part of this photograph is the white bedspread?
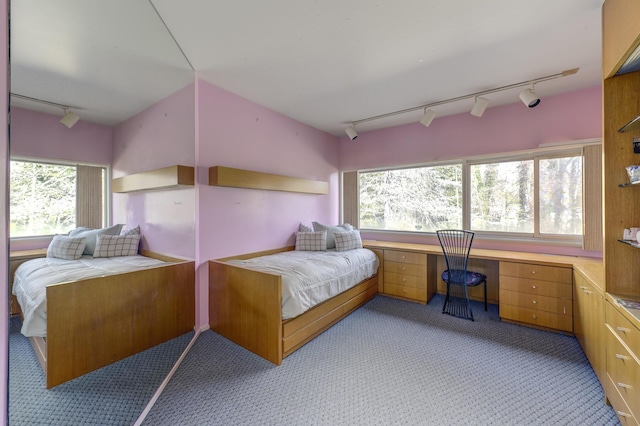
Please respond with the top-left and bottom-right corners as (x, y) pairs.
(12, 255), (167, 338)
(227, 248), (379, 320)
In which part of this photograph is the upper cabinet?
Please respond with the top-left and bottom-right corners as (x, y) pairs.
(602, 0), (640, 78)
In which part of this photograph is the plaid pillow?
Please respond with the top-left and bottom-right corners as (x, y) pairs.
(312, 222), (353, 249)
(47, 235), (87, 260)
(93, 234), (141, 258)
(295, 231), (327, 251)
(120, 225), (141, 235)
(298, 223), (313, 232)
(334, 230), (362, 252)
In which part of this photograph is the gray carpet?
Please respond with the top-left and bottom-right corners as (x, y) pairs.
(144, 295), (619, 426)
(9, 317), (193, 425)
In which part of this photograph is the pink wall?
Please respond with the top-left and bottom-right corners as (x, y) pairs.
(10, 107), (112, 164)
(339, 86), (603, 257)
(112, 83), (195, 259)
(195, 78), (340, 326)
(1, 0), (8, 422)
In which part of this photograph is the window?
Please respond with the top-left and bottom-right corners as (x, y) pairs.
(359, 164), (462, 233)
(356, 147), (588, 243)
(10, 159), (107, 238)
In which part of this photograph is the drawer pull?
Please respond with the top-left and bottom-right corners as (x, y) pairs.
(402, 255), (406, 259)
(531, 285), (536, 289)
(531, 271), (536, 275)
(578, 286), (587, 290)
(617, 382), (632, 390)
(402, 278), (406, 282)
(532, 300), (537, 304)
(616, 327), (630, 334)
(532, 315), (537, 320)
(583, 290), (592, 294)
(616, 411), (631, 418)
(402, 289), (407, 293)
(402, 267), (406, 271)
(615, 354), (630, 361)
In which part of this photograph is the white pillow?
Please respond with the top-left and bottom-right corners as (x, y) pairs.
(295, 231), (327, 251)
(47, 235), (87, 260)
(311, 222), (353, 249)
(93, 234), (141, 258)
(298, 223), (313, 232)
(334, 230), (363, 252)
(69, 224), (124, 255)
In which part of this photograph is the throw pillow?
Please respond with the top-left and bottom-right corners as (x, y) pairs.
(69, 224), (124, 255)
(295, 231), (327, 251)
(93, 234), (141, 258)
(334, 230), (363, 252)
(311, 222), (353, 249)
(47, 235), (87, 260)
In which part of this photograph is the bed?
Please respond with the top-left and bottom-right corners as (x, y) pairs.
(12, 247), (195, 388)
(209, 244), (380, 365)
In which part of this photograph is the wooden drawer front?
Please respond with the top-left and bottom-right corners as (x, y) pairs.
(500, 262), (572, 283)
(500, 289), (572, 316)
(607, 330), (640, 420)
(606, 302), (640, 358)
(384, 261), (426, 277)
(500, 304), (573, 332)
(500, 276), (572, 299)
(384, 283), (427, 302)
(384, 250), (426, 266)
(607, 373), (639, 426)
(384, 272), (426, 289)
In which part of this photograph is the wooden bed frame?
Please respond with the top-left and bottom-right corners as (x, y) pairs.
(209, 247), (379, 365)
(25, 250), (195, 388)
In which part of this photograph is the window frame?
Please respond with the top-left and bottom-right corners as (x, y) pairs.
(352, 142), (597, 247)
(9, 156), (112, 240)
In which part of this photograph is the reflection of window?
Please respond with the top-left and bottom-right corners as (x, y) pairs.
(10, 160), (107, 238)
(354, 148), (588, 243)
(359, 164), (462, 233)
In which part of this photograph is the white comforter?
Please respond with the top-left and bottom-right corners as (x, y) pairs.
(227, 248), (379, 320)
(12, 255), (166, 337)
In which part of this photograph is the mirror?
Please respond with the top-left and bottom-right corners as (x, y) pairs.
(8, 0), (195, 423)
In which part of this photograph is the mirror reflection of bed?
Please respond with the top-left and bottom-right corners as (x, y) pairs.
(8, 0), (195, 424)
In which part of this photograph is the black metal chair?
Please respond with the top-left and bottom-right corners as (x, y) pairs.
(436, 229), (487, 321)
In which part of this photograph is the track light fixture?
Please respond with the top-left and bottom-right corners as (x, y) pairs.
(10, 92), (81, 128)
(420, 108), (437, 127)
(470, 96), (490, 117)
(519, 86), (541, 108)
(345, 67), (578, 137)
(345, 125), (358, 140)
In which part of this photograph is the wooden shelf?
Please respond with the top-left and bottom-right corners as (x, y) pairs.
(209, 166), (328, 195)
(618, 239), (640, 248)
(618, 182), (640, 187)
(112, 165), (194, 193)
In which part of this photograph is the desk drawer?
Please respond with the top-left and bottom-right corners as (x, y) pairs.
(500, 276), (572, 299)
(607, 329), (640, 420)
(384, 250), (426, 266)
(606, 302), (640, 358)
(607, 373), (639, 425)
(384, 272), (426, 289)
(500, 304), (573, 332)
(499, 289), (572, 316)
(384, 261), (426, 277)
(384, 283), (427, 302)
(500, 262), (572, 283)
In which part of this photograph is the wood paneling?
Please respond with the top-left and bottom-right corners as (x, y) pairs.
(342, 171), (359, 227)
(209, 166), (329, 194)
(112, 165), (194, 193)
(583, 144), (604, 252)
(602, 0), (640, 78)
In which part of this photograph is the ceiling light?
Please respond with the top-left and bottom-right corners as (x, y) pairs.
(420, 109), (436, 127)
(519, 88), (541, 108)
(470, 97), (490, 117)
(60, 109), (80, 128)
(345, 125), (358, 140)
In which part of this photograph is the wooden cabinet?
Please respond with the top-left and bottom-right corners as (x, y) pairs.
(9, 249), (47, 316)
(573, 270), (606, 387)
(605, 300), (640, 424)
(499, 261), (573, 332)
(381, 249), (435, 304)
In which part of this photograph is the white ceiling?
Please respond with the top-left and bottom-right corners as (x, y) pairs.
(10, 0), (604, 136)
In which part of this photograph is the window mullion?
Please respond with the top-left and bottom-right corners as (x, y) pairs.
(533, 157), (540, 237)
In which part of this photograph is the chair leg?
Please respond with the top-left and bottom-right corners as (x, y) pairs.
(442, 282), (451, 314)
(464, 284), (474, 321)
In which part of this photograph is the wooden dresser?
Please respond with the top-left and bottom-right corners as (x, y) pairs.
(499, 261), (573, 332)
(381, 249), (433, 303)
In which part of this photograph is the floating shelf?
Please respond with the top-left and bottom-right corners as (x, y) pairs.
(112, 165), (194, 193)
(619, 182), (640, 187)
(209, 166), (329, 195)
(618, 239), (640, 248)
(619, 115), (640, 133)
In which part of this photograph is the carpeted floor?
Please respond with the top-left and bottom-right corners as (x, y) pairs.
(8, 317), (193, 426)
(144, 295), (619, 426)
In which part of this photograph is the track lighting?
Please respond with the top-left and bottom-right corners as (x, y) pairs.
(345, 67), (578, 136)
(10, 93), (81, 128)
(60, 108), (80, 128)
(470, 97), (490, 117)
(420, 109), (437, 127)
(345, 125), (358, 140)
(519, 87), (541, 108)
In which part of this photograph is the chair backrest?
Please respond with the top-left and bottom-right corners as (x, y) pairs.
(436, 229), (475, 275)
